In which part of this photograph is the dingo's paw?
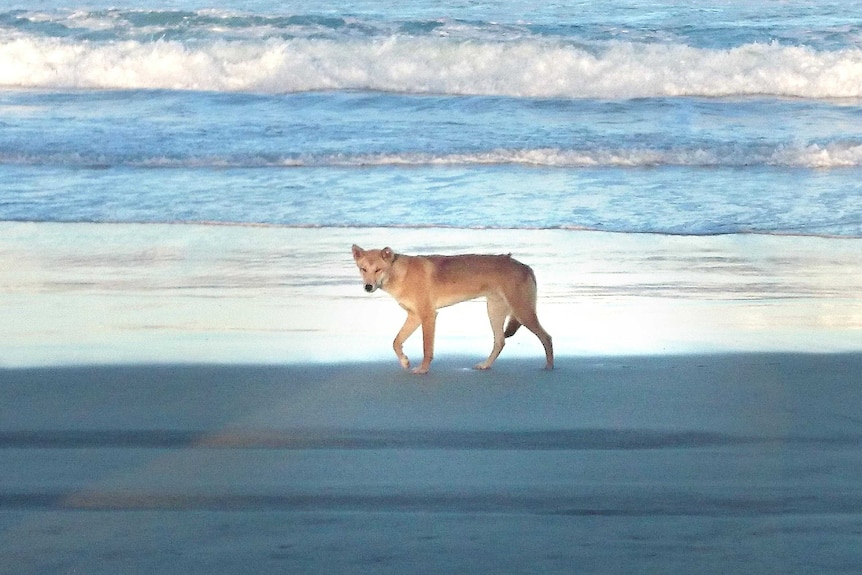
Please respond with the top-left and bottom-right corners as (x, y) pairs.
(399, 356), (410, 370)
(473, 362), (492, 370)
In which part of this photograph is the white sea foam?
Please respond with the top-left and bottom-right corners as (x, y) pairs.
(5, 144), (862, 169)
(2, 34), (862, 99)
(339, 144), (862, 168)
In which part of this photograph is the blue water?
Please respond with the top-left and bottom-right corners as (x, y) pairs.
(2, 0), (862, 236)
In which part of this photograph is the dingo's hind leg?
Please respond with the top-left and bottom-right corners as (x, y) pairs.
(476, 296), (509, 370)
(531, 322), (554, 370)
(511, 305), (554, 370)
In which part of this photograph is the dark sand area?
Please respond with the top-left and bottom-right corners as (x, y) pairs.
(2, 355), (861, 574)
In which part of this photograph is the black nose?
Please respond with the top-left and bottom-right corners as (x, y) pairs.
(364, 284), (374, 292)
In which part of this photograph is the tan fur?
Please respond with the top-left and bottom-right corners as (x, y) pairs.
(352, 244), (554, 374)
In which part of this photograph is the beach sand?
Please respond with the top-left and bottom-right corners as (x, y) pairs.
(2, 357), (862, 574)
(2, 223), (862, 573)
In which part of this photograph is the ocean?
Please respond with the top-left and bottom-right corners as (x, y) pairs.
(1, 0), (862, 365)
(2, 0), (862, 235)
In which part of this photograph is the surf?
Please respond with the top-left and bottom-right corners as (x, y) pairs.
(2, 14), (862, 99)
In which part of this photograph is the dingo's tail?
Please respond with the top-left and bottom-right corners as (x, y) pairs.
(503, 317), (521, 337)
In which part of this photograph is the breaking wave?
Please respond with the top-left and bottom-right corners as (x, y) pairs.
(2, 9), (862, 98)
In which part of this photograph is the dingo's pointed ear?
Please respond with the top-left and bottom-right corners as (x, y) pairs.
(381, 247), (394, 262)
(351, 244), (364, 261)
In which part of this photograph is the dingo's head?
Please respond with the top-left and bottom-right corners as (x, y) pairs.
(351, 244), (394, 293)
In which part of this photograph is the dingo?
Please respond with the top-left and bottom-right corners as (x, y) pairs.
(352, 244), (554, 374)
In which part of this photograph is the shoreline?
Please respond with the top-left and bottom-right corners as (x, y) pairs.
(8, 218), (862, 240)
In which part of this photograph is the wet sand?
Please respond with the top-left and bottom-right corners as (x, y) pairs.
(1, 222), (861, 366)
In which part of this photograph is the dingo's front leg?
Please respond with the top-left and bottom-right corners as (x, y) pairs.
(475, 296), (508, 370)
(393, 312), (421, 370)
(413, 310), (438, 374)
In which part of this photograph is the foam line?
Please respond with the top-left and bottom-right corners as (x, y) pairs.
(3, 144), (862, 169)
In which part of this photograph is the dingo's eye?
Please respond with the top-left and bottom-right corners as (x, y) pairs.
(360, 267), (367, 272)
